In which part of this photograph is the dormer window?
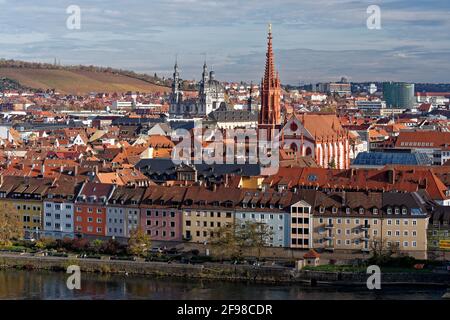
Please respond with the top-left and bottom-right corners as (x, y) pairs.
(395, 208), (400, 215)
(359, 208), (365, 215)
(242, 203), (247, 209)
(402, 208), (407, 215)
(260, 204), (265, 208)
(373, 208), (378, 215)
(332, 207), (337, 214)
(387, 208), (392, 215)
(346, 208), (350, 214)
(319, 206), (325, 213)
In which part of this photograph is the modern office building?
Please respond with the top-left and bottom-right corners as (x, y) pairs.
(383, 82), (415, 109)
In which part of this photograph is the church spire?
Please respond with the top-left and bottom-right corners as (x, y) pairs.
(264, 23), (275, 85)
(258, 23), (281, 129)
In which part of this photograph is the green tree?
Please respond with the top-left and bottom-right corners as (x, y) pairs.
(128, 229), (151, 257)
(91, 239), (103, 254)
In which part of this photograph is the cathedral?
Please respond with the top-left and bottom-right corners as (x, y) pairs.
(169, 62), (225, 117)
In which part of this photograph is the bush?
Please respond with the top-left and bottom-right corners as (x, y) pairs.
(368, 255), (417, 268)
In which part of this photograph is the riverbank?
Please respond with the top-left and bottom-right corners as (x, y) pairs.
(1, 253), (449, 287)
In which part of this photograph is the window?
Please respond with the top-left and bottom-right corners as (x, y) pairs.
(332, 207), (337, 214)
(346, 208), (350, 214)
(319, 207), (325, 213)
(387, 208), (392, 215)
(403, 241), (408, 247)
(402, 208), (407, 215)
(373, 208), (378, 215)
(359, 208), (364, 215)
(412, 241), (417, 247)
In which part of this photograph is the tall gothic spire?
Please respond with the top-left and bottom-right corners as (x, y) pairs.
(259, 23), (281, 128)
(264, 23), (275, 86)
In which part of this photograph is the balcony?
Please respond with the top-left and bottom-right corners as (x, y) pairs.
(361, 224), (370, 230)
(361, 236), (370, 242)
(325, 224), (334, 229)
(324, 236), (333, 241)
(324, 246), (335, 252)
(361, 248), (370, 253)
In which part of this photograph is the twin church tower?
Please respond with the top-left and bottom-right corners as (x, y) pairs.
(169, 23), (281, 132)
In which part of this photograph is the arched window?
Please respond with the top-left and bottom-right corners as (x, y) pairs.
(305, 147), (312, 156)
(290, 143), (298, 152)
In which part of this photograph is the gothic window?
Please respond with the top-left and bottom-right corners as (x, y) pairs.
(290, 143), (298, 152)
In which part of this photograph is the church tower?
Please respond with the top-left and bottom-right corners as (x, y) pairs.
(170, 59), (183, 115)
(258, 24), (281, 137)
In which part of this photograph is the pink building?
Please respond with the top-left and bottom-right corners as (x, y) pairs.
(139, 186), (186, 242)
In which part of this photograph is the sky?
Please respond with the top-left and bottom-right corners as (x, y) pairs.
(0, 0), (449, 84)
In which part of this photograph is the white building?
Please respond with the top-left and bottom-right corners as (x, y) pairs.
(42, 201), (75, 239)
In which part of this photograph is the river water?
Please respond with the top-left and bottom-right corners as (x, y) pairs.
(0, 270), (446, 300)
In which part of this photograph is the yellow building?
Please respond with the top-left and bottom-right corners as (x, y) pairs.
(181, 186), (241, 243)
(0, 176), (54, 239)
(298, 190), (430, 259)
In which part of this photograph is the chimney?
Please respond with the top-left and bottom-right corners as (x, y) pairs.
(74, 165), (78, 177)
(41, 165), (45, 175)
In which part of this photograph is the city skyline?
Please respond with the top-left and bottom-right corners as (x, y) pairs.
(0, 0), (449, 84)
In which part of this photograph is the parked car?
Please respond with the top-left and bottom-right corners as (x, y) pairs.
(150, 247), (163, 254)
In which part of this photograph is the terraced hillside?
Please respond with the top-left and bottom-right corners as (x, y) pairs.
(0, 67), (171, 95)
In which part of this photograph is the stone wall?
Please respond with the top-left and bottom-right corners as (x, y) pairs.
(0, 254), (448, 286)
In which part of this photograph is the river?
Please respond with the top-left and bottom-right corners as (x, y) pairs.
(0, 270), (446, 300)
